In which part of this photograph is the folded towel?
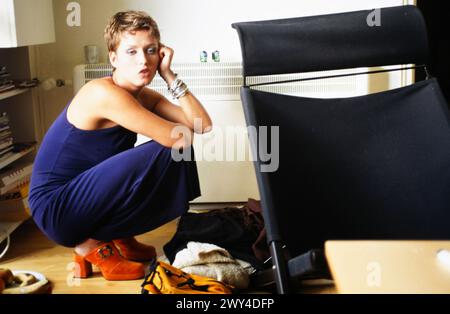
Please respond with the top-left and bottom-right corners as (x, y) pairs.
(172, 242), (251, 289)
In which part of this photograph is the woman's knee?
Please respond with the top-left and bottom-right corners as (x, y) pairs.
(146, 141), (197, 166)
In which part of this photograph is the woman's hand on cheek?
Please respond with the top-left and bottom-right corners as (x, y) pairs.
(158, 44), (176, 84)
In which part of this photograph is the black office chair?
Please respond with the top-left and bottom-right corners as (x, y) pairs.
(232, 5), (450, 293)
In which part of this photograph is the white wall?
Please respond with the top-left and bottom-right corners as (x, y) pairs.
(151, 0), (413, 62)
(51, 0), (414, 65)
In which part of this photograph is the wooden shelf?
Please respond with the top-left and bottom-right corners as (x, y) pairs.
(0, 143), (36, 171)
(0, 88), (30, 101)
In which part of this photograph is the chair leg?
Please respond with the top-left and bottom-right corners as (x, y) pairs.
(270, 241), (291, 294)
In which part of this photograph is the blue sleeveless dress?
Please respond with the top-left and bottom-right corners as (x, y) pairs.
(29, 104), (201, 247)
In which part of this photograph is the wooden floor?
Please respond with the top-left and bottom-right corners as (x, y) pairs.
(0, 218), (180, 294)
(0, 204), (336, 294)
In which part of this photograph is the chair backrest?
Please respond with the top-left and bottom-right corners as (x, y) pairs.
(232, 5), (429, 77)
(233, 5), (450, 257)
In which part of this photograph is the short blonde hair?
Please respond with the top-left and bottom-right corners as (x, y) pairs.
(104, 11), (161, 52)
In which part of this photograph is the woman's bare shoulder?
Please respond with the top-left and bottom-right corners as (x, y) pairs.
(68, 77), (129, 129)
(73, 77), (131, 108)
(78, 77), (121, 97)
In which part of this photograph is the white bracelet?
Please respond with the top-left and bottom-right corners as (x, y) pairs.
(168, 78), (182, 91)
(168, 75), (189, 99)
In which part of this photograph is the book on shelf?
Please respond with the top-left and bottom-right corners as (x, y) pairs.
(0, 137), (13, 151)
(0, 179), (29, 199)
(0, 114), (11, 152)
(0, 125), (10, 132)
(0, 124), (10, 131)
(0, 65), (10, 77)
(0, 175), (30, 195)
(0, 141), (37, 171)
(0, 84), (15, 93)
(0, 146), (13, 158)
(0, 129), (12, 140)
(0, 113), (10, 127)
(0, 152), (14, 165)
(0, 73), (14, 91)
(0, 159), (33, 187)
(0, 65), (13, 91)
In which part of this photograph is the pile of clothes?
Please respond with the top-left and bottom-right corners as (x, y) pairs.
(162, 198), (269, 289)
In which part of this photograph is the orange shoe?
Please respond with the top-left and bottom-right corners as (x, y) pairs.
(112, 237), (156, 262)
(73, 243), (145, 281)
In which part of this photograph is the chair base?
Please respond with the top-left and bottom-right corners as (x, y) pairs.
(250, 246), (331, 293)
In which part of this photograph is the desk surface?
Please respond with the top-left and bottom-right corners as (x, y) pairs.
(325, 240), (450, 293)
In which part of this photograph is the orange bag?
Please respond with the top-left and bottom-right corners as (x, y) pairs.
(141, 260), (235, 294)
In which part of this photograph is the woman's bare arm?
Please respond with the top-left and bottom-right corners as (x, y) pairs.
(139, 87), (212, 133)
(86, 79), (193, 149)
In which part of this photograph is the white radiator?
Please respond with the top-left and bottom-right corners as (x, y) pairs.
(73, 62), (409, 203)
